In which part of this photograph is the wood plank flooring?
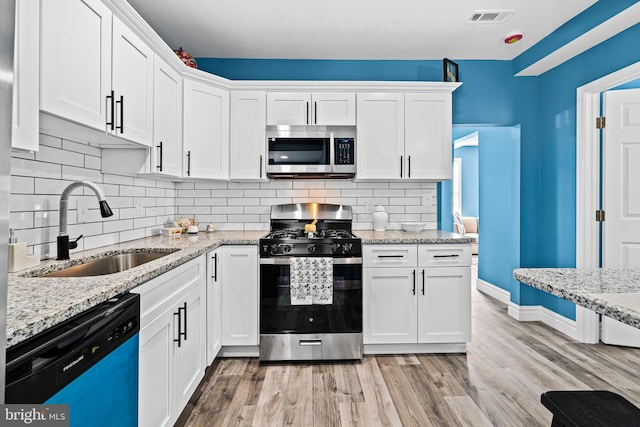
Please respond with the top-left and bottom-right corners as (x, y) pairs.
(176, 261), (640, 426)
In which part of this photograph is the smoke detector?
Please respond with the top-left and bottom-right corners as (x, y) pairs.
(468, 10), (515, 23)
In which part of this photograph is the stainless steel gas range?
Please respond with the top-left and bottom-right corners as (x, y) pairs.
(259, 203), (362, 361)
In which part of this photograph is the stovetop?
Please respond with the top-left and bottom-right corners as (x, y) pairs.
(260, 228), (362, 257)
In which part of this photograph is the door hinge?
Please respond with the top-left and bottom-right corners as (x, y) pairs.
(596, 117), (606, 129)
(596, 210), (605, 222)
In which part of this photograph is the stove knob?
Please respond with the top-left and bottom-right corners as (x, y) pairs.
(341, 243), (353, 254)
(269, 244), (278, 255)
(283, 244), (292, 253)
(307, 243), (316, 253)
(329, 243), (340, 254)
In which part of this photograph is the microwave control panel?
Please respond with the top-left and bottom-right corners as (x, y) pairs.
(335, 138), (355, 165)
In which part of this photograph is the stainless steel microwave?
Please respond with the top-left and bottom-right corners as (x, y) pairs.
(266, 125), (356, 179)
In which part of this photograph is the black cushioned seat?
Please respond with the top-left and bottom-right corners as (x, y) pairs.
(541, 390), (640, 427)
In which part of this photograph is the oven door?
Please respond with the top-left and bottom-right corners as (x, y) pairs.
(259, 257), (362, 334)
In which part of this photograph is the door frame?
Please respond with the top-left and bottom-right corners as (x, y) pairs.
(576, 61), (640, 269)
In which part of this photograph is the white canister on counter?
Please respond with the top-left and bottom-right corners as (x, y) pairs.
(373, 205), (388, 231)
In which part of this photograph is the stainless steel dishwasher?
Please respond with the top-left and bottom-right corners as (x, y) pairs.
(5, 293), (140, 427)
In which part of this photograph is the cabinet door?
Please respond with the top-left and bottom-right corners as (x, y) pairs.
(312, 92), (356, 125)
(152, 56), (183, 176)
(206, 248), (223, 364)
(229, 91), (267, 180)
(363, 267), (417, 344)
(221, 246), (258, 346)
(138, 307), (174, 427)
(174, 283), (207, 416)
(405, 93), (452, 180)
(418, 267), (471, 343)
(183, 79), (230, 179)
(356, 93), (405, 180)
(266, 92), (312, 125)
(40, 0), (112, 131)
(11, 0), (39, 152)
(111, 16), (153, 146)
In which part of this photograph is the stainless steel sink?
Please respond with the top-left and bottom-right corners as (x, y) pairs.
(40, 251), (176, 278)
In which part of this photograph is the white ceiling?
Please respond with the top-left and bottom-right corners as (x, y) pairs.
(126, 0), (597, 60)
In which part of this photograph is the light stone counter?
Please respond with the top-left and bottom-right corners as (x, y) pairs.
(354, 229), (475, 244)
(513, 268), (640, 329)
(7, 230), (265, 348)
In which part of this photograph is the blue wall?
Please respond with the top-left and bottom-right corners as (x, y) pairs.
(454, 146), (479, 218)
(478, 127), (520, 295)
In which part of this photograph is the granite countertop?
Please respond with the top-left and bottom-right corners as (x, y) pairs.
(514, 268), (640, 329)
(7, 228), (470, 348)
(355, 229), (475, 244)
(7, 230), (265, 348)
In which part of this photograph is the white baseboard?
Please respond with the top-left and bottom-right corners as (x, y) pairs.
(476, 278), (578, 340)
(364, 343), (467, 355)
(476, 278), (510, 304)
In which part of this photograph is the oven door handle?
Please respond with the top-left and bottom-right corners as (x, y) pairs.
(259, 257), (362, 265)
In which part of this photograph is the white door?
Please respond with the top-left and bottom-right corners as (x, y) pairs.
(206, 248), (223, 364)
(601, 88), (640, 347)
(40, 0), (112, 131)
(405, 93), (452, 180)
(152, 56), (183, 177)
(183, 80), (230, 179)
(417, 267), (471, 343)
(603, 88), (640, 268)
(312, 92), (356, 125)
(111, 16), (153, 146)
(363, 267), (417, 344)
(266, 92), (311, 125)
(229, 91), (267, 180)
(221, 247), (259, 346)
(356, 93), (405, 180)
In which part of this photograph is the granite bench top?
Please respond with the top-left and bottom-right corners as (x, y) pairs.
(7, 231), (265, 348)
(355, 229), (475, 244)
(513, 268), (640, 329)
(7, 229), (472, 348)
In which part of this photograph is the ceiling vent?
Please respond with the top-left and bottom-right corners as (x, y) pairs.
(468, 10), (515, 23)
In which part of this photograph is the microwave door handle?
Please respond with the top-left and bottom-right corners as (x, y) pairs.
(329, 133), (335, 171)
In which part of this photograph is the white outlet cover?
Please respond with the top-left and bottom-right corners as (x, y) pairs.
(422, 194), (433, 206)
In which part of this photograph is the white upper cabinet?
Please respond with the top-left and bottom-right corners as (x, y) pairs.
(11, 0), (39, 152)
(183, 79), (229, 180)
(405, 93), (452, 180)
(229, 91), (267, 180)
(40, 0), (153, 146)
(357, 92), (453, 180)
(356, 93), (405, 180)
(267, 92), (355, 125)
(111, 16), (154, 146)
(152, 55), (183, 177)
(41, 0), (112, 132)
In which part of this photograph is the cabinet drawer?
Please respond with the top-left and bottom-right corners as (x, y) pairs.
(418, 244), (471, 267)
(363, 245), (417, 267)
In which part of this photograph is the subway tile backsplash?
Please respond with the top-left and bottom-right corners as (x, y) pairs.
(10, 134), (438, 260)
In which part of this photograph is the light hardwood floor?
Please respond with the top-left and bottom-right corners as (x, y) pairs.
(177, 261), (640, 426)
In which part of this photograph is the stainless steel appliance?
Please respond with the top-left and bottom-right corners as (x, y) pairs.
(259, 203), (362, 361)
(266, 125), (356, 179)
(0, 0), (16, 401)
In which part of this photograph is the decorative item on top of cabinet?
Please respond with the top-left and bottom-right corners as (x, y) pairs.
(356, 92), (452, 181)
(40, 0), (153, 147)
(174, 47), (197, 68)
(267, 92), (356, 126)
(183, 79), (229, 179)
(230, 91), (267, 181)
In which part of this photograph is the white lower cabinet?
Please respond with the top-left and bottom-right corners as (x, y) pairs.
(206, 247), (223, 364)
(134, 255), (207, 427)
(220, 246), (259, 347)
(363, 244), (471, 350)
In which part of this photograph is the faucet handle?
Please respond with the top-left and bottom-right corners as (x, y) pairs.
(69, 235), (83, 250)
